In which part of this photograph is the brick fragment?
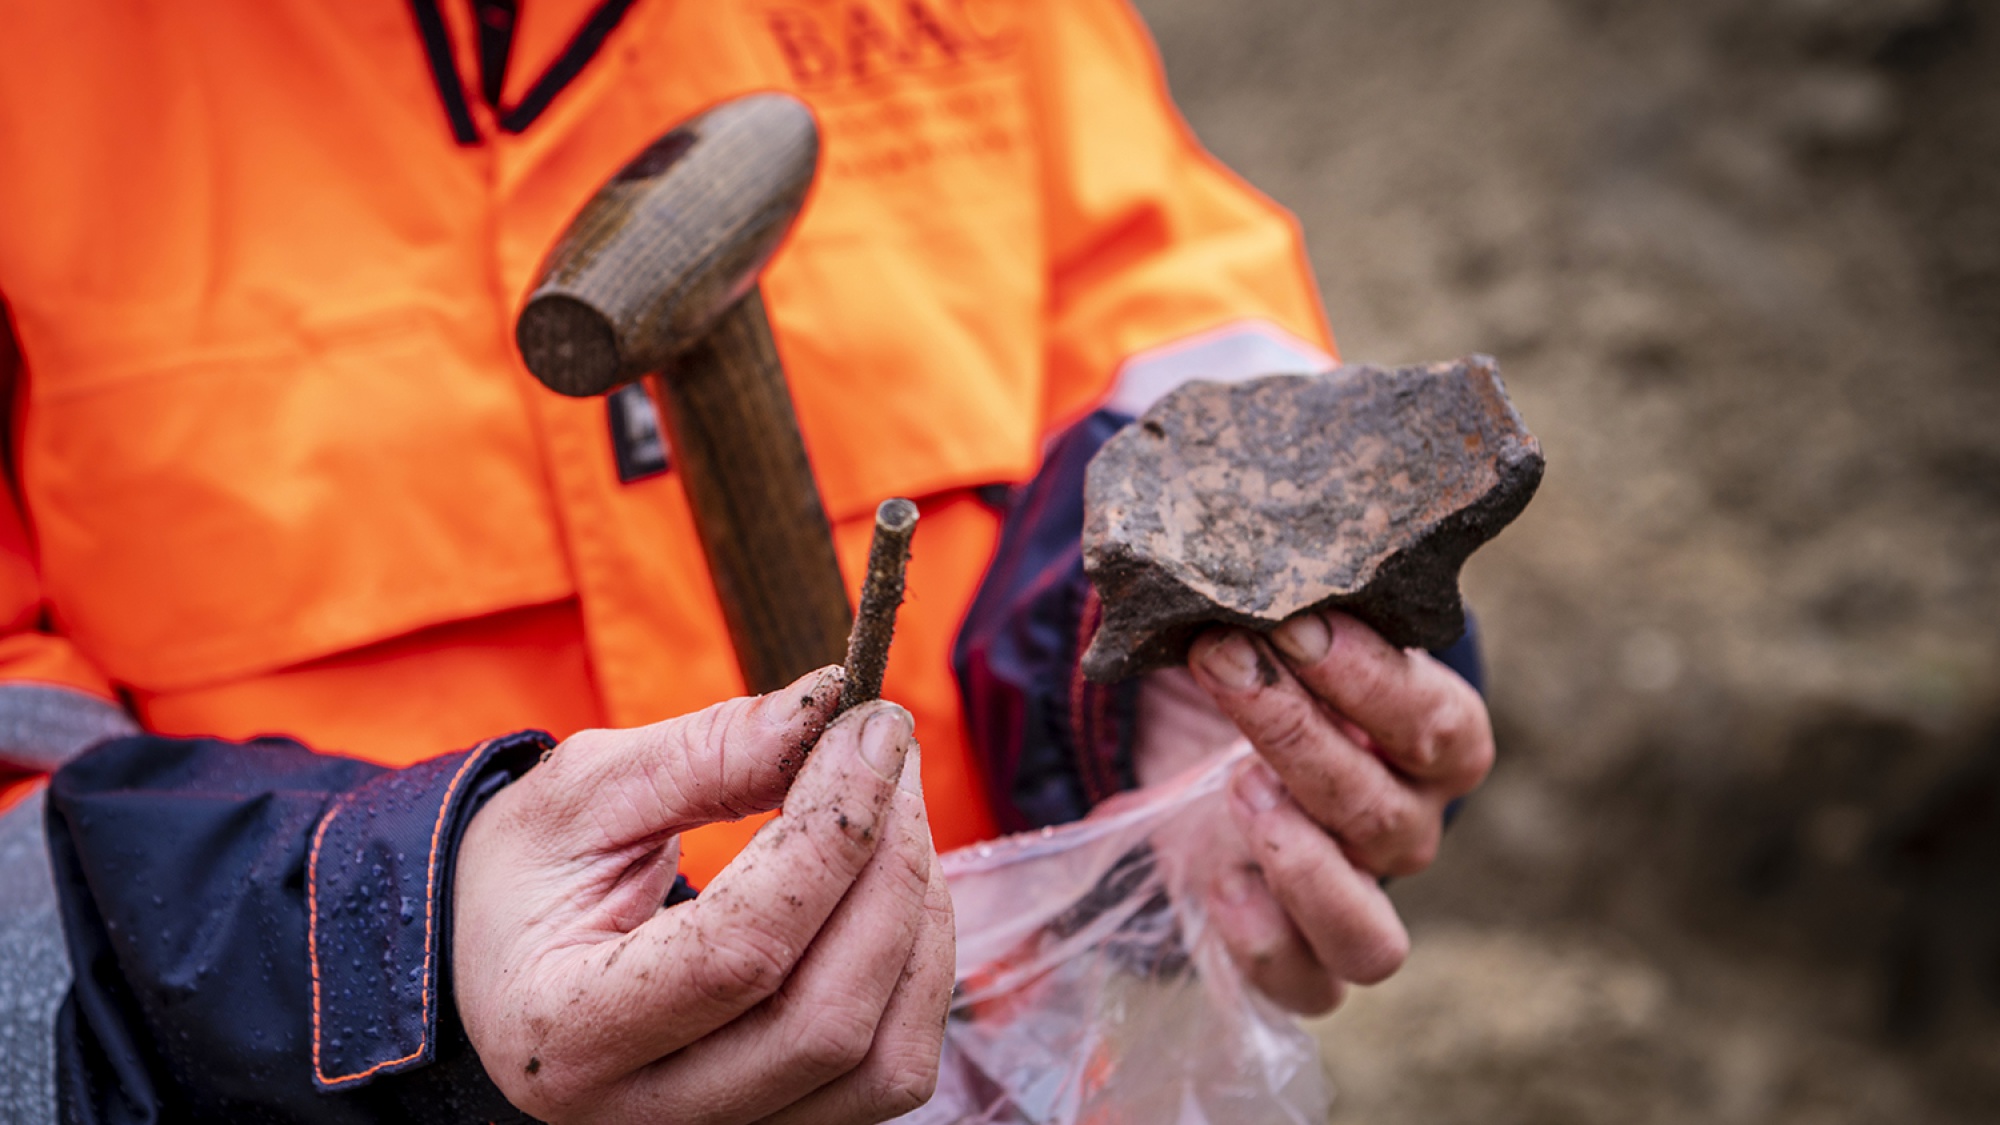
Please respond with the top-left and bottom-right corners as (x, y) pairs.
(1081, 356), (1544, 682)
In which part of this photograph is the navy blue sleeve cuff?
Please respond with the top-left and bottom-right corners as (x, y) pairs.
(307, 735), (543, 1090)
(955, 409), (1143, 832)
(47, 730), (552, 1123)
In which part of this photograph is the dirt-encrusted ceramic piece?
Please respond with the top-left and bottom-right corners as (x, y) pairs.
(1081, 355), (1544, 682)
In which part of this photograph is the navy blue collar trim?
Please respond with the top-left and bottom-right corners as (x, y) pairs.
(407, 0), (643, 147)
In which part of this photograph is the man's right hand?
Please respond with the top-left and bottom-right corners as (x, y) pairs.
(451, 667), (955, 1125)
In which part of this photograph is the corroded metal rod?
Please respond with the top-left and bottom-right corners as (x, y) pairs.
(838, 498), (919, 714)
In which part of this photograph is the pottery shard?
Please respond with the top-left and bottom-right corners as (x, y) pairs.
(1080, 355), (1544, 683)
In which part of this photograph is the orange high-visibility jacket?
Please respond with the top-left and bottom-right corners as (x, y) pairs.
(0, 0), (1332, 881)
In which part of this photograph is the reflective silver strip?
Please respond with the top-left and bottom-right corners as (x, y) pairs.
(1102, 318), (1335, 418)
(0, 790), (66, 1125)
(0, 685), (139, 774)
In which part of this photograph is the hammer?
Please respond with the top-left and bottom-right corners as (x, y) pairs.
(515, 94), (853, 695)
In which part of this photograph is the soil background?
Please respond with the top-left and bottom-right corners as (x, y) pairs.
(1125, 0), (2000, 1121)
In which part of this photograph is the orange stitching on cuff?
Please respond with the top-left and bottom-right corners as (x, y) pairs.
(306, 789), (345, 1086)
(311, 740), (495, 1088)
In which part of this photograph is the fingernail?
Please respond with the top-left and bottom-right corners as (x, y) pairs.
(1272, 613), (1331, 665)
(898, 746), (925, 795)
(1233, 759), (1285, 814)
(1215, 865), (1258, 906)
(1201, 633), (1262, 691)
(860, 704), (914, 779)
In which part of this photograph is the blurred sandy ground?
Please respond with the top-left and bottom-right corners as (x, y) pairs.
(1127, 0), (2000, 1121)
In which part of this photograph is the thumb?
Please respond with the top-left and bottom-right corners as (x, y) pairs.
(525, 665), (848, 848)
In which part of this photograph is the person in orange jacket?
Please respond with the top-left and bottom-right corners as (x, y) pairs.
(0, 1), (1496, 1122)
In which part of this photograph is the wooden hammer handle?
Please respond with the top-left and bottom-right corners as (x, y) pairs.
(654, 288), (852, 694)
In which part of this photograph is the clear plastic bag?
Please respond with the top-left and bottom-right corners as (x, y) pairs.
(895, 744), (1328, 1125)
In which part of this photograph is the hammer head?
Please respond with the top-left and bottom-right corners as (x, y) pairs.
(1081, 356), (1544, 682)
(516, 93), (820, 397)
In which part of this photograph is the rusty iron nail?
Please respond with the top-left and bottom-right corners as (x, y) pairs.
(838, 498), (919, 714)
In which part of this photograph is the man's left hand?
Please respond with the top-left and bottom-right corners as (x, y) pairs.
(1141, 610), (1494, 1014)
